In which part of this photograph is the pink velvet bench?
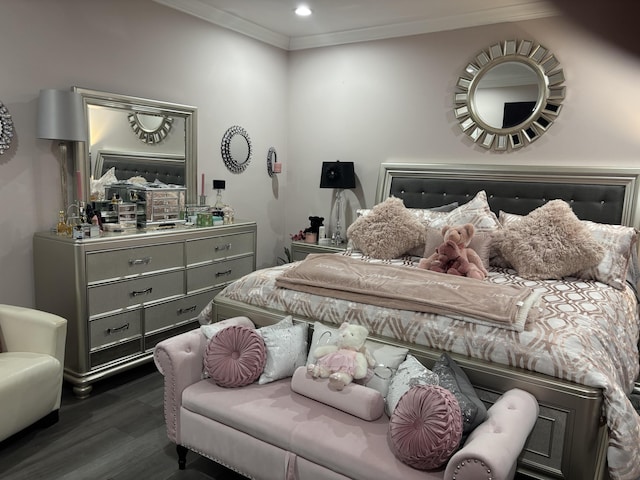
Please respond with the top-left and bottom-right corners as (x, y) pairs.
(154, 317), (539, 480)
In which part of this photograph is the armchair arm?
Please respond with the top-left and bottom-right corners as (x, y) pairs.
(0, 304), (67, 366)
(444, 388), (539, 480)
(153, 316), (254, 443)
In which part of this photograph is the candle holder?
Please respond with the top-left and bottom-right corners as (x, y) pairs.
(199, 195), (207, 206)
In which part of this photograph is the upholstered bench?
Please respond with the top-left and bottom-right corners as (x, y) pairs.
(154, 317), (539, 480)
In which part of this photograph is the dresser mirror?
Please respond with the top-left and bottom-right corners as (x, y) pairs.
(72, 87), (198, 204)
(454, 40), (565, 151)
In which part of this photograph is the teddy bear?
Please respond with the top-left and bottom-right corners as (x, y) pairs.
(307, 322), (376, 391)
(418, 223), (488, 280)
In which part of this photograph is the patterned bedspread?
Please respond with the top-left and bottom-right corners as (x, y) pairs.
(212, 254), (640, 480)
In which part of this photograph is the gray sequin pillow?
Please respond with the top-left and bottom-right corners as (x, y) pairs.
(432, 353), (487, 434)
(385, 354), (439, 417)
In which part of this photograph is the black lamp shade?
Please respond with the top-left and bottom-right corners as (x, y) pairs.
(213, 180), (226, 190)
(319, 161), (355, 189)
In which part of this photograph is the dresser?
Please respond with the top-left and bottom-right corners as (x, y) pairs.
(33, 221), (256, 398)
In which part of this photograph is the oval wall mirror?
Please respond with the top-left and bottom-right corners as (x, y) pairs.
(128, 112), (173, 144)
(0, 101), (14, 155)
(454, 40), (565, 151)
(221, 125), (252, 173)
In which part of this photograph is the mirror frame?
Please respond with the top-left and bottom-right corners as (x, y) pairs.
(72, 87), (198, 204)
(454, 40), (565, 151)
(221, 125), (252, 174)
(128, 112), (174, 144)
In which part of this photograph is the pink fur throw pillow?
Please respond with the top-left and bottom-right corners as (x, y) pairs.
(389, 384), (463, 470)
(347, 197), (424, 259)
(493, 200), (604, 280)
(204, 325), (267, 388)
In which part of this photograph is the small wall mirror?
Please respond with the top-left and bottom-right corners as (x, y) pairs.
(221, 125), (252, 173)
(454, 40), (565, 151)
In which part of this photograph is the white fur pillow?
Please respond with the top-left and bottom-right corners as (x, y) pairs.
(347, 197), (424, 259)
(493, 200), (605, 280)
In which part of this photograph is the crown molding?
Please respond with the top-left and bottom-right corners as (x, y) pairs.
(154, 0), (560, 51)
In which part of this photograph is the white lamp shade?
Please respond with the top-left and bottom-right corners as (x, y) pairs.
(36, 89), (87, 141)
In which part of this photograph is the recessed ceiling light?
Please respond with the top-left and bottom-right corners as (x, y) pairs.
(294, 5), (312, 17)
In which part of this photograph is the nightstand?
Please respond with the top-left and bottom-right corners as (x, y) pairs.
(290, 240), (346, 261)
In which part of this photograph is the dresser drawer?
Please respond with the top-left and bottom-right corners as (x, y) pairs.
(145, 290), (214, 334)
(90, 310), (142, 350)
(186, 256), (254, 293)
(86, 242), (183, 283)
(186, 232), (255, 264)
(88, 270), (185, 317)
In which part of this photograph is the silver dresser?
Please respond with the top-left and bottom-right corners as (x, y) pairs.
(33, 221), (256, 398)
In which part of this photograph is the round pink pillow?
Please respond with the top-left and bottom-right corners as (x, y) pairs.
(204, 325), (266, 388)
(388, 384), (463, 470)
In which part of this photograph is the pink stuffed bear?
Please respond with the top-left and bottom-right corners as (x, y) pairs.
(418, 223), (488, 280)
(307, 322), (376, 391)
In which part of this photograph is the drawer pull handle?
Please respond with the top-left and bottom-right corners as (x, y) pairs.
(129, 256), (152, 266)
(215, 243), (232, 252)
(215, 269), (232, 277)
(131, 287), (153, 297)
(106, 323), (130, 335)
(178, 305), (197, 315)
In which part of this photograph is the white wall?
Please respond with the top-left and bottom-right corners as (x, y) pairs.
(287, 18), (640, 239)
(1, 1), (640, 308)
(0, 0), (288, 306)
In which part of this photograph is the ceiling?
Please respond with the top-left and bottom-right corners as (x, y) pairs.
(153, 0), (560, 50)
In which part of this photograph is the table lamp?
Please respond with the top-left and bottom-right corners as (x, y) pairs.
(36, 89), (87, 212)
(319, 161), (355, 245)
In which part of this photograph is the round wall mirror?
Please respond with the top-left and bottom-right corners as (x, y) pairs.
(221, 125), (252, 173)
(0, 101), (14, 155)
(128, 112), (173, 144)
(454, 40), (565, 151)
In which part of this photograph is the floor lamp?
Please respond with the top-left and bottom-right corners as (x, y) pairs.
(36, 89), (87, 214)
(319, 161), (356, 245)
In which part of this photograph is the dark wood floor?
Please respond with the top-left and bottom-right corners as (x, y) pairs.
(0, 362), (246, 480)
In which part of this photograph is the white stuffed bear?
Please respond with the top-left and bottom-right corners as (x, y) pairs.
(307, 322), (376, 390)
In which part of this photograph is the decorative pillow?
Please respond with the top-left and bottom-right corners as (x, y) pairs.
(492, 200), (605, 280)
(258, 316), (308, 384)
(306, 322), (408, 398)
(200, 317), (257, 378)
(347, 197), (425, 259)
(422, 226), (493, 268)
(432, 353), (486, 434)
(388, 384), (463, 470)
(290, 366), (385, 421)
(573, 221), (638, 290)
(428, 191), (501, 232)
(385, 354), (439, 417)
(204, 325), (267, 388)
(501, 210), (639, 288)
(356, 201), (459, 219)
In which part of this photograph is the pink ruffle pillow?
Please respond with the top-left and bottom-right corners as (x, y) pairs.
(204, 325), (267, 388)
(388, 384), (463, 470)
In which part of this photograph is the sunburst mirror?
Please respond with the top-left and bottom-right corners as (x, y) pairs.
(128, 112), (173, 144)
(454, 40), (565, 151)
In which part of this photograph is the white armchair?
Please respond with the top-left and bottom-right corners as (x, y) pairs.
(0, 304), (67, 442)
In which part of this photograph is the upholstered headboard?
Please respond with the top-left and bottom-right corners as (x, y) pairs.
(94, 151), (186, 186)
(375, 163), (640, 227)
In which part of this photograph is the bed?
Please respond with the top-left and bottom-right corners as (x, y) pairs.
(210, 163), (640, 480)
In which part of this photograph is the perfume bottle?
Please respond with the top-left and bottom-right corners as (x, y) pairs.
(56, 210), (69, 236)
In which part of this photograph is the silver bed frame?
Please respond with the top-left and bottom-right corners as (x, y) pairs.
(215, 163), (640, 480)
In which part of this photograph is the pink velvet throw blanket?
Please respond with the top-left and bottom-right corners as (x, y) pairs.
(275, 254), (541, 331)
